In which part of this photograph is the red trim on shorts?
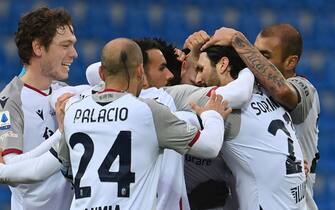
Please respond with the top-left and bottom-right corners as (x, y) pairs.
(99, 88), (124, 93)
(206, 86), (219, 97)
(179, 197), (183, 210)
(24, 84), (49, 96)
(188, 130), (201, 147)
(2, 149), (23, 156)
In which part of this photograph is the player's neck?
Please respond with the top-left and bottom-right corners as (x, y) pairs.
(104, 80), (138, 96)
(20, 67), (52, 90)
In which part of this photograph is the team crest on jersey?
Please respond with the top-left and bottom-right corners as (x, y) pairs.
(0, 111), (11, 130)
(0, 96), (9, 109)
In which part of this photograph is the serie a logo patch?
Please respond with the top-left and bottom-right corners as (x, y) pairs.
(0, 111), (11, 130)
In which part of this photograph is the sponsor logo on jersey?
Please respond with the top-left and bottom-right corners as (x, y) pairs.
(36, 109), (44, 120)
(0, 111), (11, 130)
(0, 130), (18, 141)
(291, 182), (306, 203)
(185, 154), (212, 166)
(0, 97), (9, 109)
(290, 78), (310, 96)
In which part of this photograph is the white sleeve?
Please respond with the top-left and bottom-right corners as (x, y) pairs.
(49, 85), (91, 110)
(215, 68), (254, 108)
(187, 110), (224, 159)
(86, 62), (102, 86)
(4, 130), (62, 164)
(174, 111), (201, 129)
(0, 152), (61, 185)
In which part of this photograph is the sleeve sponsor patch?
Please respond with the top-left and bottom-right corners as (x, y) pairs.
(0, 111), (11, 130)
(0, 131), (18, 141)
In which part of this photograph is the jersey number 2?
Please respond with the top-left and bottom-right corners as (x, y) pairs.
(69, 131), (135, 199)
(268, 113), (302, 175)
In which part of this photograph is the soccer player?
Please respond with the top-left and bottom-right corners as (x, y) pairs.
(0, 26), (255, 209)
(83, 58), (254, 210)
(194, 44), (307, 210)
(135, 39), (174, 88)
(179, 30), (237, 210)
(203, 24), (320, 210)
(0, 7), (77, 210)
(54, 37), (232, 210)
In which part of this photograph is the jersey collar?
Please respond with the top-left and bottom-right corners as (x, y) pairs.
(24, 83), (50, 96)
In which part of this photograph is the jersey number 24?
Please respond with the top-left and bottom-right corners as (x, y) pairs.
(69, 131), (135, 199)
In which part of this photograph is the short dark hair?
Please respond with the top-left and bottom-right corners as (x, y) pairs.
(134, 38), (163, 73)
(15, 7), (73, 65)
(202, 45), (246, 79)
(153, 38), (181, 85)
(259, 23), (303, 61)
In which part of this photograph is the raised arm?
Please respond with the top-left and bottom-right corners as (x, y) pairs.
(202, 27), (299, 110)
(146, 92), (231, 159)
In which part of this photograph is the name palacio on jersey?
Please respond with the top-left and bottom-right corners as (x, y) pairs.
(73, 107), (129, 123)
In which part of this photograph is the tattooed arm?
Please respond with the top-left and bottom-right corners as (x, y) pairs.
(202, 27), (298, 110)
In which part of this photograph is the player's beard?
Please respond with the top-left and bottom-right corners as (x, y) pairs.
(41, 64), (69, 81)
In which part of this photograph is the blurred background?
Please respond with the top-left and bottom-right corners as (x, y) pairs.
(0, 0), (334, 209)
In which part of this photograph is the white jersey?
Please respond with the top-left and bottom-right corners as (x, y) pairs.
(0, 77), (73, 210)
(57, 90), (202, 210)
(288, 76), (320, 210)
(140, 87), (189, 210)
(221, 86), (306, 210)
(67, 84), (216, 210)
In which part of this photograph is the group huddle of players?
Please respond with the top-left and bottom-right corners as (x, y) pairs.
(0, 6), (319, 210)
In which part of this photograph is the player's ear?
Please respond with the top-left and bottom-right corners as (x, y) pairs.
(217, 57), (229, 75)
(135, 64), (144, 80)
(32, 39), (43, 57)
(285, 55), (298, 72)
(180, 60), (187, 78)
(99, 66), (105, 81)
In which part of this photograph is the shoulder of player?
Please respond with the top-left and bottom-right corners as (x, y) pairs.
(288, 76), (316, 91)
(138, 97), (171, 115)
(287, 75), (317, 99)
(64, 94), (88, 111)
(0, 77), (24, 111)
(163, 84), (200, 95)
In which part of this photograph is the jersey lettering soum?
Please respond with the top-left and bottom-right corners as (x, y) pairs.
(57, 90), (200, 210)
(0, 77), (73, 210)
(220, 86), (307, 210)
(288, 76), (320, 210)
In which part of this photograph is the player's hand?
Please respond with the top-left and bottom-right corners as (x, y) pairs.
(174, 48), (186, 62)
(55, 93), (74, 133)
(304, 159), (309, 176)
(201, 27), (239, 50)
(191, 91), (232, 119)
(184, 30), (210, 60)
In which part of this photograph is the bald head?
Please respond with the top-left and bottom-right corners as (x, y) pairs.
(258, 23), (303, 61)
(101, 38), (143, 77)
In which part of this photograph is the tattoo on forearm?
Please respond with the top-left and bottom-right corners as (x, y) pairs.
(232, 34), (286, 88)
(233, 36), (246, 48)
